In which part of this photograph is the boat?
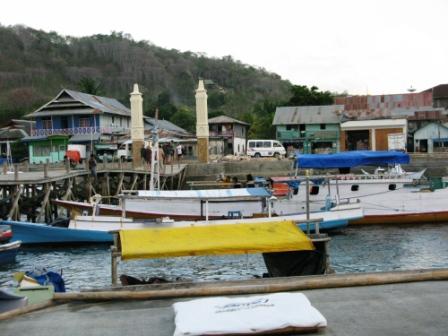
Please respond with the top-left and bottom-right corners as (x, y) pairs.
(54, 188), (272, 220)
(0, 241), (21, 265)
(2, 204), (363, 244)
(273, 150), (448, 225)
(1, 220), (112, 245)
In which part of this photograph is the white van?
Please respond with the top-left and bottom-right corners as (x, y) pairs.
(117, 140), (150, 161)
(246, 140), (286, 158)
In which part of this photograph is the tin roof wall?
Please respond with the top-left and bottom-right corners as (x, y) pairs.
(334, 90), (440, 120)
(208, 115), (249, 126)
(26, 89), (131, 118)
(273, 105), (344, 125)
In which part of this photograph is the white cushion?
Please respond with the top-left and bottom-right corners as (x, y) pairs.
(173, 292), (327, 336)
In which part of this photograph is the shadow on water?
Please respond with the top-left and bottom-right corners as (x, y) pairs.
(1, 223), (448, 291)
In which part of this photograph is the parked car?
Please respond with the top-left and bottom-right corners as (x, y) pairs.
(246, 140), (286, 158)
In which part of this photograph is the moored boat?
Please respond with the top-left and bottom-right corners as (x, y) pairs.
(274, 150), (448, 225)
(0, 241), (21, 265)
(1, 204), (363, 245)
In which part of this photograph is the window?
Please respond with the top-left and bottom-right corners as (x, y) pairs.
(79, 117), (90, 127)
(299, 124), (305, 132)
(351, 185), (359, 192)
(310, 186), (319, 195)
(255, 141), (263, 148)
(112, 116), (115, 125)
(42, 118), (52, 129)
(320, 124), (326, 130)
(286, 125), (298, 131)
(33, 144), (51, 157)
(274, 142), (282, 147)
(262, 141), (271, 147)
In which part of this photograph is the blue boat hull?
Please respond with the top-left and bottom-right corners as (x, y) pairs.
(0, 242), (20, 264)
(298, 218), (348, 232)
(1, 220), (112, 245)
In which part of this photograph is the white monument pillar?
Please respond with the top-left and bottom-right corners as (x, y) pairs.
(130, 83), (144, 168)
(195, 80), (209, 163)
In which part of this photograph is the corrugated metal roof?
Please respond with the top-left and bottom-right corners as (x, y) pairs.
(144, 117), (190, 135)
(273, 105), (344, 125)
(69, 133), (101, 143)
(27, 89), (131, 118)
(208, 115), (249, 126)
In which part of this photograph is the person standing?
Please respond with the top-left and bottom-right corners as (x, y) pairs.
(145, 146), (152, 168)
(176, 143), (183, 162)
(88, 154), (97, 181)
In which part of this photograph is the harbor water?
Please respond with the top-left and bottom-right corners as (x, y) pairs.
(1, 224), (448, 291)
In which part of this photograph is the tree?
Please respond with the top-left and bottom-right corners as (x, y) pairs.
(77, 77), (102, 95)
(247, 100), (279, 139)
(170, 107), (195, 133)
(287, 85), (333, 106)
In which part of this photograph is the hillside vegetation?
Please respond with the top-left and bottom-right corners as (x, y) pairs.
(0, 24), (294, 133)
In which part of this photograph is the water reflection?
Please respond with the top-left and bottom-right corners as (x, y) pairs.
(1, 224), (447, 291)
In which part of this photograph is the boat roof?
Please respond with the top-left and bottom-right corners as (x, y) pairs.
(125, 188), (271, 199)
(295, 150), (410, 169)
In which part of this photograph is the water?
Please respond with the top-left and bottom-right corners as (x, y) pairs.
(1, 224), (447, 291)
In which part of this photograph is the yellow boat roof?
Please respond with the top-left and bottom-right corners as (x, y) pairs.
(119, 220), (314, 260)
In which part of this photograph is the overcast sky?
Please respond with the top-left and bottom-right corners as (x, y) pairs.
(1, 0), (447, 95)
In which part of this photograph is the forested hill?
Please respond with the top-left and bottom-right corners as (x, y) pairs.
(0, 24), (292, 132)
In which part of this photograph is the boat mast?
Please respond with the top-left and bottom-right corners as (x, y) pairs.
(149, 108), (160, 191)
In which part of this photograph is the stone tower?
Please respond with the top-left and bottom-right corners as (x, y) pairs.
(130, 83), (144, 168)
(195, 80), (209, 163)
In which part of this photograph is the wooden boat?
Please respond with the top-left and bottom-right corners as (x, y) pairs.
(1, 204), (362, 244)
(0, 241), (21, 265)
(54, 188), (272, 220)
(271, 150), (448, 225)
(1, 220), (112, 245)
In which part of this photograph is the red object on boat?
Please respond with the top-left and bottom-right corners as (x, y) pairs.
(0, 225), (13, 243)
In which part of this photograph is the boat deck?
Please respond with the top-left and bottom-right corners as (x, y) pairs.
(1, 280), (447, 335)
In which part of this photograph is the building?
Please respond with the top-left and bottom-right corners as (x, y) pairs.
(335, 84), (448, 151)
(24, 89), (131, 164)
(340, 119), (407, 151)
(208, 115), (249, 156)
(413, 122), (448, 153)
(273, 105), (344, 154)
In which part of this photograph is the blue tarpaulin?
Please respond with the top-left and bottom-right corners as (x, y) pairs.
(295, 150), (410, 169)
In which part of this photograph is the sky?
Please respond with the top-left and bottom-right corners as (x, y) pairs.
(1, 0), (447, 95)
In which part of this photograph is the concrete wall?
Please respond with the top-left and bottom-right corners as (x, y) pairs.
(186, 159), (294, 181)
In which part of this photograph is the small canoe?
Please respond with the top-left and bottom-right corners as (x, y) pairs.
(0, 240), (21, 265)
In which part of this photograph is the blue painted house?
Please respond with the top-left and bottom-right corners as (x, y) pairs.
(24, 89), (131, 164)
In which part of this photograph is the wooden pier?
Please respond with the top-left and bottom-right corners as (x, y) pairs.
(0, 161), (187, 223)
